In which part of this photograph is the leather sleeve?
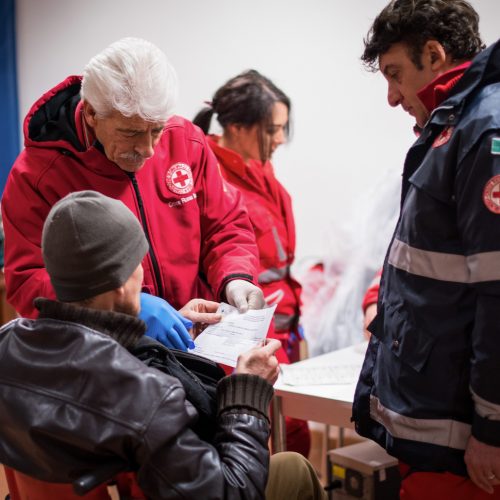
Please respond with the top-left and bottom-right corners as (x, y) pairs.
(137, 377), (273, 499)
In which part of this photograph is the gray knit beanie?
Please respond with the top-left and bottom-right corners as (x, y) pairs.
(42, 190), (149, 302)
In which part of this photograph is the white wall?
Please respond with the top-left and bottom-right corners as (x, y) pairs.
(15, 0), (500, 265)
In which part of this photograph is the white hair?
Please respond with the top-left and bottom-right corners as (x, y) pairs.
(80, 37), (177, 121)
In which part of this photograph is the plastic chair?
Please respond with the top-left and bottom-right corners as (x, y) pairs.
(3, 462), (138, 500)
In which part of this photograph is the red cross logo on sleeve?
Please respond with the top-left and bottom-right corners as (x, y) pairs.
(165, 163), (194, 195)
(432, 127), (454, 148)
(483, 175), (500, 214)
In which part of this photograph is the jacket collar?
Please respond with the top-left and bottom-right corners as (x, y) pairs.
(26, 76), (84, 152)
(34, 297), (146, 350)
(427, 39), (500, 128)
(417, 62), (471, 115)
(207, 135), (248, 177)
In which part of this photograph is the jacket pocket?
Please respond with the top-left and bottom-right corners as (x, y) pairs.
(371, 306), (436, 373)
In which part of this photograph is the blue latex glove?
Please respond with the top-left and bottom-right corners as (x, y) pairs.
(139, 293), (194, 351)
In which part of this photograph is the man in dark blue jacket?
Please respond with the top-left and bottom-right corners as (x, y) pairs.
(352, 1), (500, 498)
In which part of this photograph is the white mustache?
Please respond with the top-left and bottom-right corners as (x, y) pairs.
(118, 152), (144, 162)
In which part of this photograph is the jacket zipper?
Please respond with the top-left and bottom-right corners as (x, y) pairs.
(127, 172), (165, 298)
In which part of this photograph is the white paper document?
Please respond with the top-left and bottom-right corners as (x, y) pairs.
(189, 302), (277, 366)
(280, 363), (361, 386)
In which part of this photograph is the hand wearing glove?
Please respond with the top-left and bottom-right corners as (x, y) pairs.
(224, 279), (265, 313)
(139, 292), (194, 351)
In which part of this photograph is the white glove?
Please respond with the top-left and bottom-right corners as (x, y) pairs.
(224, 279), (265, 313)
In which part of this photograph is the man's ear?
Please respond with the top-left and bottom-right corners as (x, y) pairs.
(108, 285), (126, 312)
(423, 40), (448, 72)
(111, 284), (125, 300)
(82, 101), (98, 128)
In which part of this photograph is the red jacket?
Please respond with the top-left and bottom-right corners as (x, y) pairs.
(2, 76), (259, 317)
(362, 271), (381, 312)
(208, 136), (301, 338)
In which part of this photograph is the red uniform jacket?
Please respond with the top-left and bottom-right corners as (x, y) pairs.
(2, 76), (259, 317)
(362, 271), (381, 312)
(208, 136), (302, 361)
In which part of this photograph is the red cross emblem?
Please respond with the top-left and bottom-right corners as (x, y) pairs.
(165, 163), (194, 195)
(483, 175), (500, 214)
(432, 127), (454, 148)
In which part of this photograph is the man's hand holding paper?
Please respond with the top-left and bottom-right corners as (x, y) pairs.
(235, 339), (281, 385)
(189, 302), (277, 367)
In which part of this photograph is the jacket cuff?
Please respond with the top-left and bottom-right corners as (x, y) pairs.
(217, 374), (274, 422)
(472, 412), (500, 447)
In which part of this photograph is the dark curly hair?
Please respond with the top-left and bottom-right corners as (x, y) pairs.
(193, 69), (291, 162)
(362, 0), (485, 71)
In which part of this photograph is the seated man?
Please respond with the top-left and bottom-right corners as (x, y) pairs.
(0, 191), (325, 500)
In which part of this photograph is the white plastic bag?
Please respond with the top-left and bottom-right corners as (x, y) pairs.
(297, 167), (401, 356)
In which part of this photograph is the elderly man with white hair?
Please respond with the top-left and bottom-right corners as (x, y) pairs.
(2, 37), (264, 351)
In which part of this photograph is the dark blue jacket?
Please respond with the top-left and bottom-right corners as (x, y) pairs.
(353, 39), (500, 476)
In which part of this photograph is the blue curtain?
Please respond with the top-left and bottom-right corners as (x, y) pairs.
(0, 0), (20, 194)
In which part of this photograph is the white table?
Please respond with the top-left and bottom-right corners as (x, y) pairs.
(271, 341), (368, 453)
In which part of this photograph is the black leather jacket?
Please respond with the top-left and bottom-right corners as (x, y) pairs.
(0, 299), (274, 499)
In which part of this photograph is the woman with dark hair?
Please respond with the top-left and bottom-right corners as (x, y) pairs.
(194, 70), (310, 457)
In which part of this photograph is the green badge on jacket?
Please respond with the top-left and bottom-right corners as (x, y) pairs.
(492, 137), (500, 155)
